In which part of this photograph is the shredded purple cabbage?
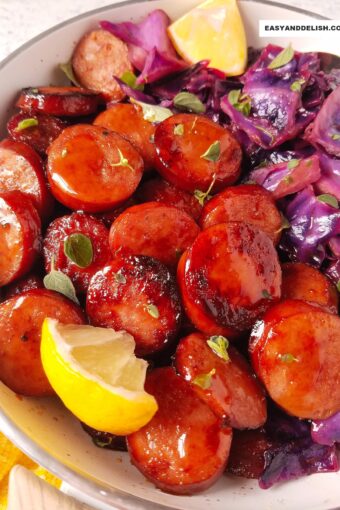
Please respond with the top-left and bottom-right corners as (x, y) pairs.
(259, 438), (339, 489)
(314, 151), (340, 200)
(250, 154), (321, 198)
(312, 412), (340, 446)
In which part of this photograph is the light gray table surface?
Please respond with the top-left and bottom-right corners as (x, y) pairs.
(0, 0), (337, 63)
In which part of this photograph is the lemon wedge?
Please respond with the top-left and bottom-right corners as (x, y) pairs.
(40, 319), (158, 435)
(168, 0), (247, 76)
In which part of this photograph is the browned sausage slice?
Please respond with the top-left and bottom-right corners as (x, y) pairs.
(127, 367), (232, 494)
(0, 191), (41, 287)
(47, 125), (143, 212)
(154, 113), (242, 193)
(199, 184), (282, 244)
(109, 202), (200, 267)
(72, 29), (133, 101)
(177, 222), (281, 333)
(281, 262), (338, 314)
(137, 177), (203, 220)
(0, 139), (53, 219)
(86, 256), (182, 356)
(16, 87), (101, 117)
(175, 332), (267, 429)
(0, 288), (85, 396)
(94, 104), (156, 171)
(249, 306), (340, 419)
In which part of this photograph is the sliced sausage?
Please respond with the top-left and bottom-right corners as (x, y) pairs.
(3, 273), (43, 300)
(136, 177), (202, 220)
(0, 139), (53, 219)
(175, 332), (267, 429)
(0, 191), (41, 287)
(72, 29), (133, 101)
(154, 113), (242, 193)
(249, 306), (340, 419)
(94, 104), (156, 171)
(199, 184), (282, 244)
(43, 212), (111, 293)
(86, 256), (182, 356)
(47, 124), (143, 212)
(177, 222), (281, 334)
(7, 111), (66, 155)
(0, 288), (85, 396)
(109, 202), (200, 268)
(16, 87), (101, 117)
(227, 429), (279, 479)
(281, 262), (338, 314)
(127, 367), (232, 494)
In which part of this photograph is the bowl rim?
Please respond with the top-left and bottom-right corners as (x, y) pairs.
(0, 1), (331, 509)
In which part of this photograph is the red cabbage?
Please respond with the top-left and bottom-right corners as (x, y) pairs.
(114, 77), (157, 104)
(250, 155), (321, 198)
(312, 412), (340, 446)
(314, 151), (340, 200)
(259, 438), (339, 489)
(280, 185), (340, 265)
(305, 86), (340, 157)
(100, 10), (188, 83)
(325, 258), (340, 287)
(265, 405), (310, 441)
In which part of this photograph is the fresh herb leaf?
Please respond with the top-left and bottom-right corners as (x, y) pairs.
(114, 272), (126, 284)
(64, 233), (93, 268)
(59, 61), (82, 87)
(262, 289), (272, 299)
(331, 133), (340, 141)
(279, 353), (298, 363)
(194, 175), (216, 206)
(145, 304), (159, 319)
(228, 89), (251, 116)
(290, 79), (305, 92)
(149, 134), (155, 144)
(173, 92), (205, 114)
(174, 123), (184, 136)
(192, 368), (216, 390)
(283, 175), (294, 184)
(131, 98), (173, 123)
(15, 118), (38, 131)
(317, 194), (338, 208)
(207, 336), (230, 362)
(200, 141), (221, 163)
(287, 159), (299, 169)
(112, 148), (134, 171)
(43, 268), (79, 304)
(268, 45), (294, 70)
(121, 70), (144, 91)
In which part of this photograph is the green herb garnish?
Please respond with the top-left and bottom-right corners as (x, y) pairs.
(317, 194), (338, 208)
(207, 336), (230, 362)
(59, 61), (82, 87)
(194, 175), (216, 206)
(268, 45), (294, 70)
(64, 233), (93, 268)
(174, 123), (184, 136)
(173, 92), (205, 114)
(228, 89), (251, 116)
(192, 368), (216, 390)
(121, 70), (144, 91)
(112, 148), (134, 171)
(287, 159), (299, 169)
(43, 259), (79, 304)
(331, 134), (340, 141)
(145, 304), (160, 319)
(15, 118), (38, 131)
(279, 353), (298, 363)
(114, 272), (126, 284)
(290, 79), (305, 92)
(262, 289), (272, 299)
(200, 141), (221, 163)
(131, 98), (173, 123)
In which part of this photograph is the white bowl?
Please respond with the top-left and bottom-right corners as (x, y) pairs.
(0, 1), (339, 509)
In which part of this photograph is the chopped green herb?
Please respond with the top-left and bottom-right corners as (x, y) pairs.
(131, 98), (173, 123)
(114, 272), (126, 284)
(149, 134), (155, 143)
(192, 368), (216, 390)
(290, 79), (305, 92)
(317, 194), (338, 208)
(15, 118), (38, 131)
(121, 70), (144, 91)
(112, 148), (134, 171)
(194, 175), (216, 206)
(200, 141), (221, 163)
(228, 89), (251, 116)
(287, 159), (299, 169)
(30, 88), (39, 94)
(283, 175), (294, 185)
(331, 133), (340, 141)
(43, 261), (79, 305)
(174, 123), (184, 136)
(64, 233), (93, 268)
(279, 353), (298, 363)
(145, 304), (160, 319)
(59, 61), (82, 87)
(268, 44), (294, 70)
(173, 92), (205, 114)
(207, 335), (230, 362)
(262, 289), (272, 299)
